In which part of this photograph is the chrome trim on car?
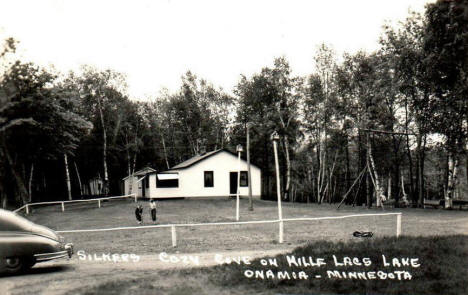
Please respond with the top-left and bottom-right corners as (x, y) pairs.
(33, 243), (73, 262)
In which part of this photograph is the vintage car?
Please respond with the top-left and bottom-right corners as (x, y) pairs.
(0, 208), (73, 274)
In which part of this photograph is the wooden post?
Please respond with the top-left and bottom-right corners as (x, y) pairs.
(396, 214), (402, 238)
(279, 220), (284, 243)
(98, 199), (101, 208)
(61, 202), (65, 212)
(247, 123), (253, 211)
(271, 132), (283, 220)
(134, 195), (137, 202)
(236, 144), (243, 221)
(171, 225), (177, 247)
(237, 152), (240, 221)
(26, 204), (29, 215)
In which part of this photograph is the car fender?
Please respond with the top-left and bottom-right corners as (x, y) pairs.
(0, 233), (61, 258)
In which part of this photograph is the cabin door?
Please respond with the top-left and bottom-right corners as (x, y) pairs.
(229, 172), (238, 194)
(141, 178), (146, 197)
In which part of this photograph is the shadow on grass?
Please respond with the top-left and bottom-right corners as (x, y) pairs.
(1, 264), (73, 278)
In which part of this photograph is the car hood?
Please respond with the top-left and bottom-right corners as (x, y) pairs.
(0, 209), (61, 242)
(30, 223), (61, 242)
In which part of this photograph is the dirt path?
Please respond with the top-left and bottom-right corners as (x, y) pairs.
(0, 247), (294, 295)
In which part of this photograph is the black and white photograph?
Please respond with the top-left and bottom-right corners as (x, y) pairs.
(1, 0), (467, 294)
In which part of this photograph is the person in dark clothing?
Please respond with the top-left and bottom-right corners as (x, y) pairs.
(135, 204), (143, 225)
(149, 199), (157, 223)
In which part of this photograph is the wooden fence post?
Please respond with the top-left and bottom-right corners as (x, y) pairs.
(396, 213), (401, 238)
(98, 200), (101, 208)
(26, 204), (29, 215)
(61, 202), (65, 212)
(171, 226), (177, 247)
(279, 220), (284, 243)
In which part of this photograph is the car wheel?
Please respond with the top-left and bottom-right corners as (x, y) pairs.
(5, 257), (23, 273)
(4, 257), (35, 274)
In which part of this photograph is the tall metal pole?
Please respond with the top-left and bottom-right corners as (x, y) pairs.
(247, 123), (253, 211)
(236, 144), (243, 221)
(271, 132), (282, 220)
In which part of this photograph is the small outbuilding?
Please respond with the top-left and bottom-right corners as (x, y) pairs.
(122, 167), (156, 198)
(123, 149), (261, 199)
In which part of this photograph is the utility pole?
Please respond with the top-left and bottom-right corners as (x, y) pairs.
(247, 122), (253, 211)
(236, 144), (243, 221)
(271, 131), (282, 220)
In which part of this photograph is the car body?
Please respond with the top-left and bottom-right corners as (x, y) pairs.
(0, 208), (73, 274)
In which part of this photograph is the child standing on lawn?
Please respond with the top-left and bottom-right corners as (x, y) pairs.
(135, 204), (143, 225)
(149, 199), (157, 223)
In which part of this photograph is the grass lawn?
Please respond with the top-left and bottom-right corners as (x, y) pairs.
(16, 197), (468, 294)
(24, 197), (468, 254)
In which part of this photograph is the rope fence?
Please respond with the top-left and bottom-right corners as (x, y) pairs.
(13, 194), (137, 214)
(56, 212), (403, 247)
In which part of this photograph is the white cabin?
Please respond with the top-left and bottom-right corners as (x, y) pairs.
(123, 149), (261, 199)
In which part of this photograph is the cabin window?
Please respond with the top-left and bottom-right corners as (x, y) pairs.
(156, 173), (179, 188)
(240, 171), (248, 187)
(156, 178), (178, 188)
(204, 171), (214, 187)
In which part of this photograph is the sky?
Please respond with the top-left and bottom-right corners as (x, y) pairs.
(0, 0), (435, 99)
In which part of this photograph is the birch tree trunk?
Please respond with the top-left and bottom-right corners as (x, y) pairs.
(345, 134), (351, 199)
(127, 145), (131, 176)
(387, 172), (391, 204)
(368, 146), (385, 208)
(416, 133), (424, 207)
(161, 133), (170, 170)
(405, 97), (414, 199)
(132, 153), (137, 174)
(446, 151), (458, 209)
(2, 142), (29, 205)
(365, 132), (372, 208)
(74, 161), (83, 197)
(132, 126), (140, 172)
(28, 163), (34, 203)
(327, 152), (338, 203)
(357, 128), (365, 205)
(317, 152), (322, 203)
(64, 154), (72, 201)
(97, 96), (109, 195)
(367, 133), (385, 208)
(320, 140), (327, 203)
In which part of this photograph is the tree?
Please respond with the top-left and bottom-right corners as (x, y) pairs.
(158, 72), (233, 161)
(380, 11), (430, 207)
(0, 56), (91, 205)
(235, 57), (302, 200)
(424, 0), (468, 208)
(303, 44), (340, 204)
(73, 66), (128, 195)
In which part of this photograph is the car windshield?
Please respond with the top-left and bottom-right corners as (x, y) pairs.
(0, 209), (35, 232)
